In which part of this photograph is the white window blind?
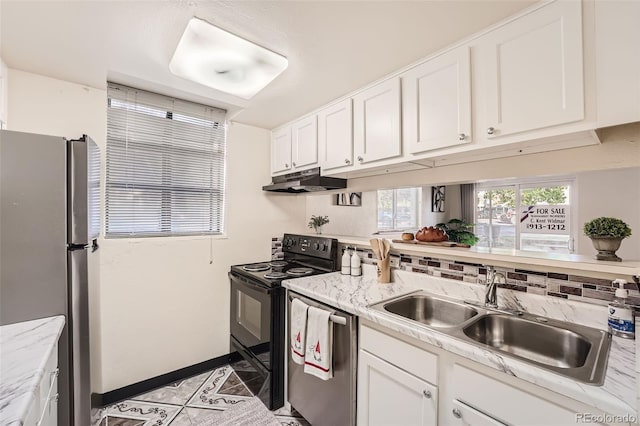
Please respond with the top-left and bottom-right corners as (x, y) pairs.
(106, 83), (227, 237)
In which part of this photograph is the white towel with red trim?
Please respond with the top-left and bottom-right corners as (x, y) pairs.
(290, 298), (309, 365)
(303, 306), (334, 380)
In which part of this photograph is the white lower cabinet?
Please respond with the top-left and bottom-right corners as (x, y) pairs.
(358, 322), (617, 426)
(23, 343), (59, 426)
(450, 400), (506, 426)
(449, 364), (586, 426)
(358, 350), (438, 426)
(358, 325), (438, 426)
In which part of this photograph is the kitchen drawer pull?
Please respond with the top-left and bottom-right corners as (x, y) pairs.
(452, 408), (462, 419)
(458, 133), (466, 141)
(357, 156), (364, 162)
(423, 390), (432, 399)
(344, 158), (350, 164)
(487, 127), (495, 135)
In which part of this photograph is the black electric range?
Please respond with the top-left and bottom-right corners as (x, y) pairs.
(228, 234), (339, 410)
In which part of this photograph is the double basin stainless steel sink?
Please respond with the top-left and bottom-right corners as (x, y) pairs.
(369, 292), (611, 385)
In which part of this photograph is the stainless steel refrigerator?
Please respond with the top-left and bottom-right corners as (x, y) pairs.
(0, 129), (100, 426)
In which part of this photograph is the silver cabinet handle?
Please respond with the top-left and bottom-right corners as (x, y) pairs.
(458, 133), (466, 141)
(292, 162), (296, 167)
(452, 408), (462, 419)
(423, 390), (432, 399)
(51, 393), (59, 403)
(357, 156), (364, 162)
(284, 163), (289, 168)
(344, 159), (350, 164)
(487, 127), (495, 135)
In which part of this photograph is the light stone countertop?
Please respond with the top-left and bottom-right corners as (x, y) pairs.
(0, 316), (65, 426)
(283, 265), (637, 418)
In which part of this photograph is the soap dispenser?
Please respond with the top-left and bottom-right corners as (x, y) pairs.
(608, 279), (635, 339)
(351, 248), (361, 276)
(341, 247), (351, 275)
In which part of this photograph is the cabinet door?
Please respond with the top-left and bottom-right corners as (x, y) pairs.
(271, 127), (292, 175)
(450, 400), (506, 426)
(595, 0), (640, 127)
(291, 115), (318, 169)
(353, 78), (401, 164)
(452, 364), (583, 426)
(480, 0), (584, 139)
(404, 46), (472, 153)
(318, 99), (353, 171)
(358, 350), (437, 426)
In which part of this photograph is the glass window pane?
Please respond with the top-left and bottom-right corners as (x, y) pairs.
(377, 190), (394, 230)
(395, 188), (419, 229)
(475, 190), (491, 248)
(519, 184), (571, 253)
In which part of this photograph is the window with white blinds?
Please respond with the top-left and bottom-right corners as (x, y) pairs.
(106, 83), (227, 237)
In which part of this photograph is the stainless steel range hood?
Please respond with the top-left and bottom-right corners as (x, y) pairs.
(263, 167), (347, 193)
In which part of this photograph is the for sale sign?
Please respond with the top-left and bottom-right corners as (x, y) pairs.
(520, 205), (570, 234)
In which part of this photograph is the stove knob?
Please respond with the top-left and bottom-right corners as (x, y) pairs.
(319, 243), (326, 251)
(313, 242), (319, 250)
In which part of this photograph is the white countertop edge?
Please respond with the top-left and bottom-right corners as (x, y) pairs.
(0, 315), (66, 426)
(318, 233), (640, 277)
(282, 274), (636, 417)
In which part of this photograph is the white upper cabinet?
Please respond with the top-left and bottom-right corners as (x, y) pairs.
(478, 0), (584, 139)
(271, 127), (292, 175)
(595, 0), (640, 127)
(291, 115), (318, 169)
(353, 78), (402, 164)
(404, 46), (472, 154)
(318, 99), (353, 171)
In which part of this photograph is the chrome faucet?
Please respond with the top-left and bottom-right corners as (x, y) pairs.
(484, 266), (506, 308)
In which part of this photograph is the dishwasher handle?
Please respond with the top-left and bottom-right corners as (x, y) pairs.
(289, 295), (348, 325)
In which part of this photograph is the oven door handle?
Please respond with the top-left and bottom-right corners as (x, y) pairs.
(229, 272), (271, 294)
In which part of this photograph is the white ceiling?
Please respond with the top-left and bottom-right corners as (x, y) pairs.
(0, 0), (534, 129)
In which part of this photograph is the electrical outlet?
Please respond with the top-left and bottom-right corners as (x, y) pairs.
(389, 257), (400, 268)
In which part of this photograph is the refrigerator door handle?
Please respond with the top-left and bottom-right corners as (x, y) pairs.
(67, 239), (99, 252)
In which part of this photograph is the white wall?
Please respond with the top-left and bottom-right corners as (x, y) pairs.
(0, 57), (7, 128)
(6, 69), (307, 392)
(576, 167), (640, 260)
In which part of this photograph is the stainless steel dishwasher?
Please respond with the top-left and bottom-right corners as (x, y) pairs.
(287, 291), (357, 426)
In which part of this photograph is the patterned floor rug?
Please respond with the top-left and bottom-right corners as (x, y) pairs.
(94, 365), (309, 426)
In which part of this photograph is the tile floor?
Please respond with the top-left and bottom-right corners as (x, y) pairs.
(94, 365), (309, 426)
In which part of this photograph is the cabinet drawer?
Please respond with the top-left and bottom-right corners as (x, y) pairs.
(450, 400), (506, 426)
(452, 364), (584, 426)
(360, 325), (437, 385)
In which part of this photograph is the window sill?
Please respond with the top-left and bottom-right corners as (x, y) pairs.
(313, 233), (640, 278)
(102, 233), (228, 241)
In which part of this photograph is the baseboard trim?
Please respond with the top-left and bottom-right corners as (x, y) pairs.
(92, 352), (241, 407)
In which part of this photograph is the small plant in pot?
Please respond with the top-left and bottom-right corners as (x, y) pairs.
(583, 217), (632, 262)
(308, 215), (330, 235)
(436, 219), (480, 246)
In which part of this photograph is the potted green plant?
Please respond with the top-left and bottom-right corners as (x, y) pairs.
(583, 217), (632, 262)
(308, 215), (330, 235)
(435, 219), (479, 246)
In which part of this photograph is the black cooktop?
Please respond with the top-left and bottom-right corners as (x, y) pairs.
(230, 260), (331, 288)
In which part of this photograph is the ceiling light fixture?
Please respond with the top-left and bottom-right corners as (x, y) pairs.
(169, 18), (288, 100)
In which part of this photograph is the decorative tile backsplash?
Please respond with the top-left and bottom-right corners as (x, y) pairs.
(271, 237), (283, 260)
(342, 246), (640, 307)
